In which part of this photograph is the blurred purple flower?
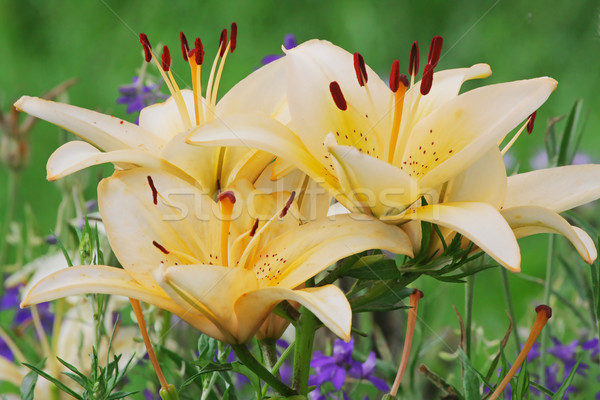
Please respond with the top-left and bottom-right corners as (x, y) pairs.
(309, 338), (388, 398)
(117, 76), (168, 123)
(582, 338), (599, 357)
(261, 34), (297, 65)
(530, 149), (593, 170)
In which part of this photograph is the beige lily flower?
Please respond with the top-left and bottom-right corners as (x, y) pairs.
(435, 148), (599, 263)
(13, 27), (290, 197)
(22, 168), (413, 344)
(188, 39), (558, 272)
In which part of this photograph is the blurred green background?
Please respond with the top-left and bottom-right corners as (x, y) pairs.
(1, 0), (599, 392)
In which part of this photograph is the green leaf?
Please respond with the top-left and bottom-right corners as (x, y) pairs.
(19, 368), (38, 400)
(513, 360), (529, 399)
(550, 359), (581, 400)
(458, 348), (481, 400)
(557, 99), (584, 166)
(22, 362), (84, 399)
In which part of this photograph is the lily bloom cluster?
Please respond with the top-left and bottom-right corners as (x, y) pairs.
(14, 26), (600, 352)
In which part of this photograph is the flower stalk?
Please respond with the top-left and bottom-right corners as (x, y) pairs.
(489, 305), (552, 400)
(389, 288), (424, 396)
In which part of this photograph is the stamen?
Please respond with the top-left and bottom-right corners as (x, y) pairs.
(230, 22), (238, 53)
(138, 32), (192, 129)
(249, 218), (259, 237)
(389, 289), (424, 396)
(194, 37), (205, 65)
(152, 240), (169, 254)
(279, 191), (296, 218)
(388, 73), (408, 163)
(329, 81), (347, 111)
(527, 111), (537, 134)
(139, 33), (152, 62)
(500, 117), (533, 156)
(489, 305), (552, 400)
(161, 46), (171, 72)
(353, 52), (368, 87)
(147, 175), (158, 205)
(420, 63), (434, 95)
(180, 32), (189, 61)
(218, 190), (236, 266)
(427, 36), (443, 67)
(219, 29), (228, 57)
(409, 41), (419, 77)
(389, 60), (400, 92)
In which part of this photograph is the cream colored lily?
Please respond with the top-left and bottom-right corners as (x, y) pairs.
(13, 28), (289, 196)
(22, 168), (413, 344)
(435, 148), (599, 263)
(188, 39), (557, 271)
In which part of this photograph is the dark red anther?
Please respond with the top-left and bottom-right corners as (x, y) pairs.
(161, 46), (171, 72)
(329, 82), (347, 111)
(420, 63), (434, 95)
(427, 36), (443, 68)
(139, 33), (152, 62)
(409, 41), (419, 77)
(230, 22), (238, 53)
(527, 111), (537, 134)
(353, 52), (368, 87)
(180, 32), (189, 62)
(219, 29), (228, 57)
(412, 288), (424, 299)
(279, 191), (296, 218)
(399, 74), (409, 88)
(194, 38), (204, 65)
(535, 304), (552, 319)
(152, 240), (169, 254)
(218, 190), (236, 204)
(147, 175), (158, 205)
(390, 60), (400, 92)
(249, 218), (259, 237)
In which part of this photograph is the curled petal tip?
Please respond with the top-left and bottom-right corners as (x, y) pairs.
(13, 95), (32, 111)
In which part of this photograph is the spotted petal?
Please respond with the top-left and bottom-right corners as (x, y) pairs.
(14, 96), (164, 152)
(405, 77), (557, 191)
(502, 206), (597, 264)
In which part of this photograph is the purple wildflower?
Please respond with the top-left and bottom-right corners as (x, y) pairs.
(582, 338), (599, 357)
(309, 338), (388, 398)
(261, 34), (297, 65)
(117, 76), (168, 123)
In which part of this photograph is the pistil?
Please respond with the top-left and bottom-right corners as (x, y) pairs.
(489, 305), (552, 400)
(218, 191), (236, 267)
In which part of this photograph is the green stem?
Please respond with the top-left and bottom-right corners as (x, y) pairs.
(231, 344), (296, 397)
(292, 306), (317, 394)
(539, 234), (555, 386)
(261, 341), (296, 398)
(499, 267), (521, 351)
(0, 170), (19, 267)
(464, 275), (475, 358)
(259, 339), (278, 373)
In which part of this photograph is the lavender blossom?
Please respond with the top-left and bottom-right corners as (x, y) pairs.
(261, 34), (297, 65)
(117, 76), (168, 123)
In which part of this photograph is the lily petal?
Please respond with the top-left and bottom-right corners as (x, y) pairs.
(328, 143), (418, 217)
(14, 96), (163, 152)
(21, 265), (225, 341)
(235, 285), (352, 342)
(407, 77), (557, 191)
(503, 206), (597, 263)
(503, 165), (600, 212)
(216, 56), (290, 123)
(98, 168), (219, 289)
(187, 114), (337, 191)
(442, 147), (507, 208)
(386, 202), (521, 271)
(138, 89), (196, 141)
(268, 214), (413, 289)
(47, 140), (191, 182)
